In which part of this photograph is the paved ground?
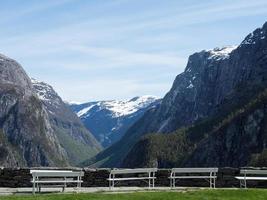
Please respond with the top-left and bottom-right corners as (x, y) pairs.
(0, 187), (199, 196)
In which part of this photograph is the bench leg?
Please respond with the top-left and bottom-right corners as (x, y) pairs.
(170, 178), (174, 189)
(240, 179), (247, 189)
(109, 179), (115, 189)
(209, 177), (216, 189)
(109, 180), (113, 190)
(32, 182), (35, 195)
(209, 178), (213, 188)
(170, 178), (177, 188)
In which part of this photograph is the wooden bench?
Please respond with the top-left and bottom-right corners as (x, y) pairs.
(30, 170), (84, 194)
(235, 169), (267, 188)
(169, 168), (218, 188)
(108, 168), (157, 189)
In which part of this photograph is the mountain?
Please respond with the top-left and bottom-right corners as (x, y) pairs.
(31, 79), (102, 165)
(85, 21), (267, 168)
(70, 96), (161, 147)
(0, 54), (68, 167)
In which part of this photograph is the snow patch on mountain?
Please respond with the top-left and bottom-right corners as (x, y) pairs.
(31, 78), (61, 107)
(76, 95), (160, 118)
(77, 105), (95, 117)
(207, 46), (237, 60)
(31, 78), (51, 101)
(241, 29), (266, 45)
(104, 95), (160, 118)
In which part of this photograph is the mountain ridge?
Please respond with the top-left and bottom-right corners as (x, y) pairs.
(0, 54), (68, 167)
(31, 78), (102, 165)
(70, 96), (161, 147)
(85, 21), (267, 168)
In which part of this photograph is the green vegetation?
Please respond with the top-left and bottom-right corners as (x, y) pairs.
(123, 129), (193, 167)
(1, 190), (267, 200)
(123, 87), (267, 167)
(55, 127), (99, 165)
(250, 149), (267, 167)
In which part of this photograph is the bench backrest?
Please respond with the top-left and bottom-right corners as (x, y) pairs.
(110, 168), (157, 175)
(240, 169), (267, 175)
(171, 168), (218, 173)
(31, 170), (84, 178)
(30, 170), (72, 174)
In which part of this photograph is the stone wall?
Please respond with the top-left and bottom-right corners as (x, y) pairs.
(0, 167), (267, 188)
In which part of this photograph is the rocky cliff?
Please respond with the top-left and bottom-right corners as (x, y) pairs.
(31, 79), (102, 165)
(87, 21), (267, 168)
(0, 54), (68, 167)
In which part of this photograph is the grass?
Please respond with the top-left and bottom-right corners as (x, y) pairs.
(1, 189), (267, 200)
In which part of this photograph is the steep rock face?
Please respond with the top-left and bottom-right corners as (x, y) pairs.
(184, 93), (267, 167)
(31, 79), (102, 165)
(0, 55), (68, 167)
(88, 21), (267, 168)
(123, 89), (267, 168)
(70, 96), (161, 147)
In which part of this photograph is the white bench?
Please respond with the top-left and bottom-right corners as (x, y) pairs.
(108, 168), (157, 189)
(169, 168), (218, 188)
(30, 170), (84, 194)
(235, 169), (267, 188)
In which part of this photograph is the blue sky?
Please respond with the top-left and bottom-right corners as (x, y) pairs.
(0, 0), (267, 102)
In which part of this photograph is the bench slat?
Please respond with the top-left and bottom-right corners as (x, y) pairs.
(32, 172), (84, 177)
(169, 176), (216, 179)
(31, 180), (83, 183)
(235, 176), (267, 180)
(107, 177), (155, 181)
(171, 168), (218, 173)
(110, 168), (157, 174)
(240, 170), (267, 175)
(30, 170), (72, 174)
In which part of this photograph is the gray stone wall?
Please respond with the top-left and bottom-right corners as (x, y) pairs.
(0, 167), (266, 188)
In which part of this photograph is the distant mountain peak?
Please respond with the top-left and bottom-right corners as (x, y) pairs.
(75, 95), (160, 118)
(70, 95), (161, 147)
(240, 23), (267, 47)
(31, 78), (62, 108)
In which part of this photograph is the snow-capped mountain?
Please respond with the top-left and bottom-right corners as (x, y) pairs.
(86, 21), (267, 168)
(31, 78), (62, 110)
(70, 96), (161, 147)
(31, 78), (101, 165)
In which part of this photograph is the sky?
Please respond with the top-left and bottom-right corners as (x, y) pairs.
(0, 0), (267, 102)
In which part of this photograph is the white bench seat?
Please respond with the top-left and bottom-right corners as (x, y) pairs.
(108, 168), (157, 189)
(169, 176), (217, 179)
(31, 180), (83, 183)
(30, 170), (84, 194)
(235, 169), (267, 188)
(107, 177), (155, 181)
(169, 168), (218, 188)
(235, 176), (267, 180)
